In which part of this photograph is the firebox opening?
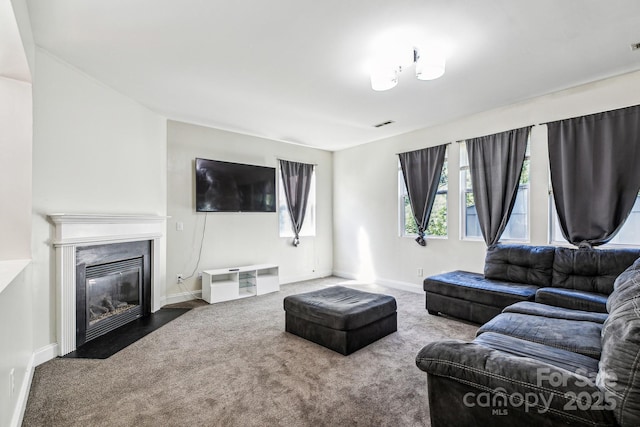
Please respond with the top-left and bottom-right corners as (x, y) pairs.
(76, 241), (151, 347)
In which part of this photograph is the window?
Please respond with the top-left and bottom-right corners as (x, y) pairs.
(398, 158), (448, 238)
(278, 167), (316, 237)
(550, 191), (640, 246)
(460, 141), (530, 241)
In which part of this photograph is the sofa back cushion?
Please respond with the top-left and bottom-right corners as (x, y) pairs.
(552, 247), (640, 295)
(484, 244), (555, 287)
(598, 259), (640, 427)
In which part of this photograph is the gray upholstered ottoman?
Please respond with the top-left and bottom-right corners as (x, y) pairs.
(283, 286), (397, 355)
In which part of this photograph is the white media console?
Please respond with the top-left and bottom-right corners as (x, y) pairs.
(201, 264), (279, 304)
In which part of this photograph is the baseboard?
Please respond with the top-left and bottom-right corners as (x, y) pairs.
(11, 342), (77, 426)
(162, 290), (203, 306)
(376, 277), (423, 294)
(34, 343), (59, 365)
(332, 270), (423, 294)
(10, 353), (35, 427)
(280, 270), (333, 285)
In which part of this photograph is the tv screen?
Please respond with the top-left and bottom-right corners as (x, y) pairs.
(195, 158), (276, 212)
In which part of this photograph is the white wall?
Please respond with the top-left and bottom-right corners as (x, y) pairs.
(333, 70), (640, 291)
(31, 49), (167, 351)
(0, 0), (32, 261)
(0, 76), (31, 260)
(0, 268), (32, 427)
(0, 2), (33, 425)
(166, 120), (333, 300)
(0, 72), (31, 427)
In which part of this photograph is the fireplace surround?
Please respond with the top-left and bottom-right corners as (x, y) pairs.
(50, 214), (166, 356)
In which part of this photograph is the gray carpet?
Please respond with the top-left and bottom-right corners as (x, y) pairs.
(23, 277), (477, 427)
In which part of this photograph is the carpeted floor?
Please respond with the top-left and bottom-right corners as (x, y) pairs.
(22, 277), (477, 427)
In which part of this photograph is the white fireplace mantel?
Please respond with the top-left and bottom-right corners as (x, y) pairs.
(50, 213), (166, 246)
(49, 213), (167, 356)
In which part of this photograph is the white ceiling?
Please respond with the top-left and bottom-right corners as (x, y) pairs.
(25, 0), (640, 151)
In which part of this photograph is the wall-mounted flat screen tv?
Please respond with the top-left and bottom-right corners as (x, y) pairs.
(195, 158), (276, 212)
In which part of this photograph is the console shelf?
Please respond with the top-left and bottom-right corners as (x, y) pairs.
(202, 264), (279, 304)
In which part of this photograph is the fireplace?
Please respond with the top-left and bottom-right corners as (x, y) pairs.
(75, 241), (151, 347)
(50, 214), (166, 356)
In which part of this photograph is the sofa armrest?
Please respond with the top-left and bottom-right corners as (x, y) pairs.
(535, 287), (608, 313)
(503, 301), (608, 324)
(416, 340), (616, 426)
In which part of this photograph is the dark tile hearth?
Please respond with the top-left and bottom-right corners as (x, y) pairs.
(63, 308), (190, 359)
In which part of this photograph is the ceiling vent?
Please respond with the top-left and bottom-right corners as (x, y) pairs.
(373, 120), (395, 128)
(631, 42), (640, 51)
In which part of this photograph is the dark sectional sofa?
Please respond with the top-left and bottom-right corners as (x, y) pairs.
(424, 244), (640, 324)
(416, 246), (640, 426)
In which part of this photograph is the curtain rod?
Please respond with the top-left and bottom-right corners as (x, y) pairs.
(395, 142), (451, 155)
(538, 103), (640, 126)
(276, 157), (318, 166)
(397, 125), (539, 152)
(451, 125), (537, 143)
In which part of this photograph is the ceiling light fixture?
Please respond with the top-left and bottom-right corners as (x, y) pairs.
(370, 45), (446, 91)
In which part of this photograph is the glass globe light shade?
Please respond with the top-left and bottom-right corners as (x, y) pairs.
(415, 50), (446, 80)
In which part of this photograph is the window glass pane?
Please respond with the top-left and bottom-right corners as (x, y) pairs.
(438, 162), (448, 192)
(464, 189), (482, 238)
(520, 159), (530, 185)
(501, 186), (528, 240)
(612, 196), (640, 245)
(460, 145), (469, 168)
(403, 195), (419, 234)
(427, 193), (447, 237)
(551, 194), (640, 246)
(278, 169), (316, 237)
(465, 170), (473, 189)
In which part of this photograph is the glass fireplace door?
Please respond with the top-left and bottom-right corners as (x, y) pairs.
(85, 257), (143, 342)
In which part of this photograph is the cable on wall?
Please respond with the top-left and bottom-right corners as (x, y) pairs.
(178, 213), (208, 300)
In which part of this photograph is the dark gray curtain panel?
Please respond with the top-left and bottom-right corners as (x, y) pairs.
(279, 160), (314, 247)
(398, 144), (447, 246)
(548, 104), (640, 247)
(466, 126), (530, 246)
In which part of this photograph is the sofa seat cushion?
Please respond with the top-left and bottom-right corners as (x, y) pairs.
(424, 271), (538, 307)
(477, 312), (603, 359)
(474, 332), (600, 375)
(552, 247), (640, 295)
(503, 301), (608, 324)
(535, 287), (608, 313)
(484, 244), (556, 286)
(283, 286), (397, 331)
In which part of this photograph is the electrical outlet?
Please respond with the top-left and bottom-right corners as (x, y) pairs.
(177, 274), (184, 283)
(9, 368), (15, 398)
(176, 221), (184, 231)
(417, 268), (424, 277)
